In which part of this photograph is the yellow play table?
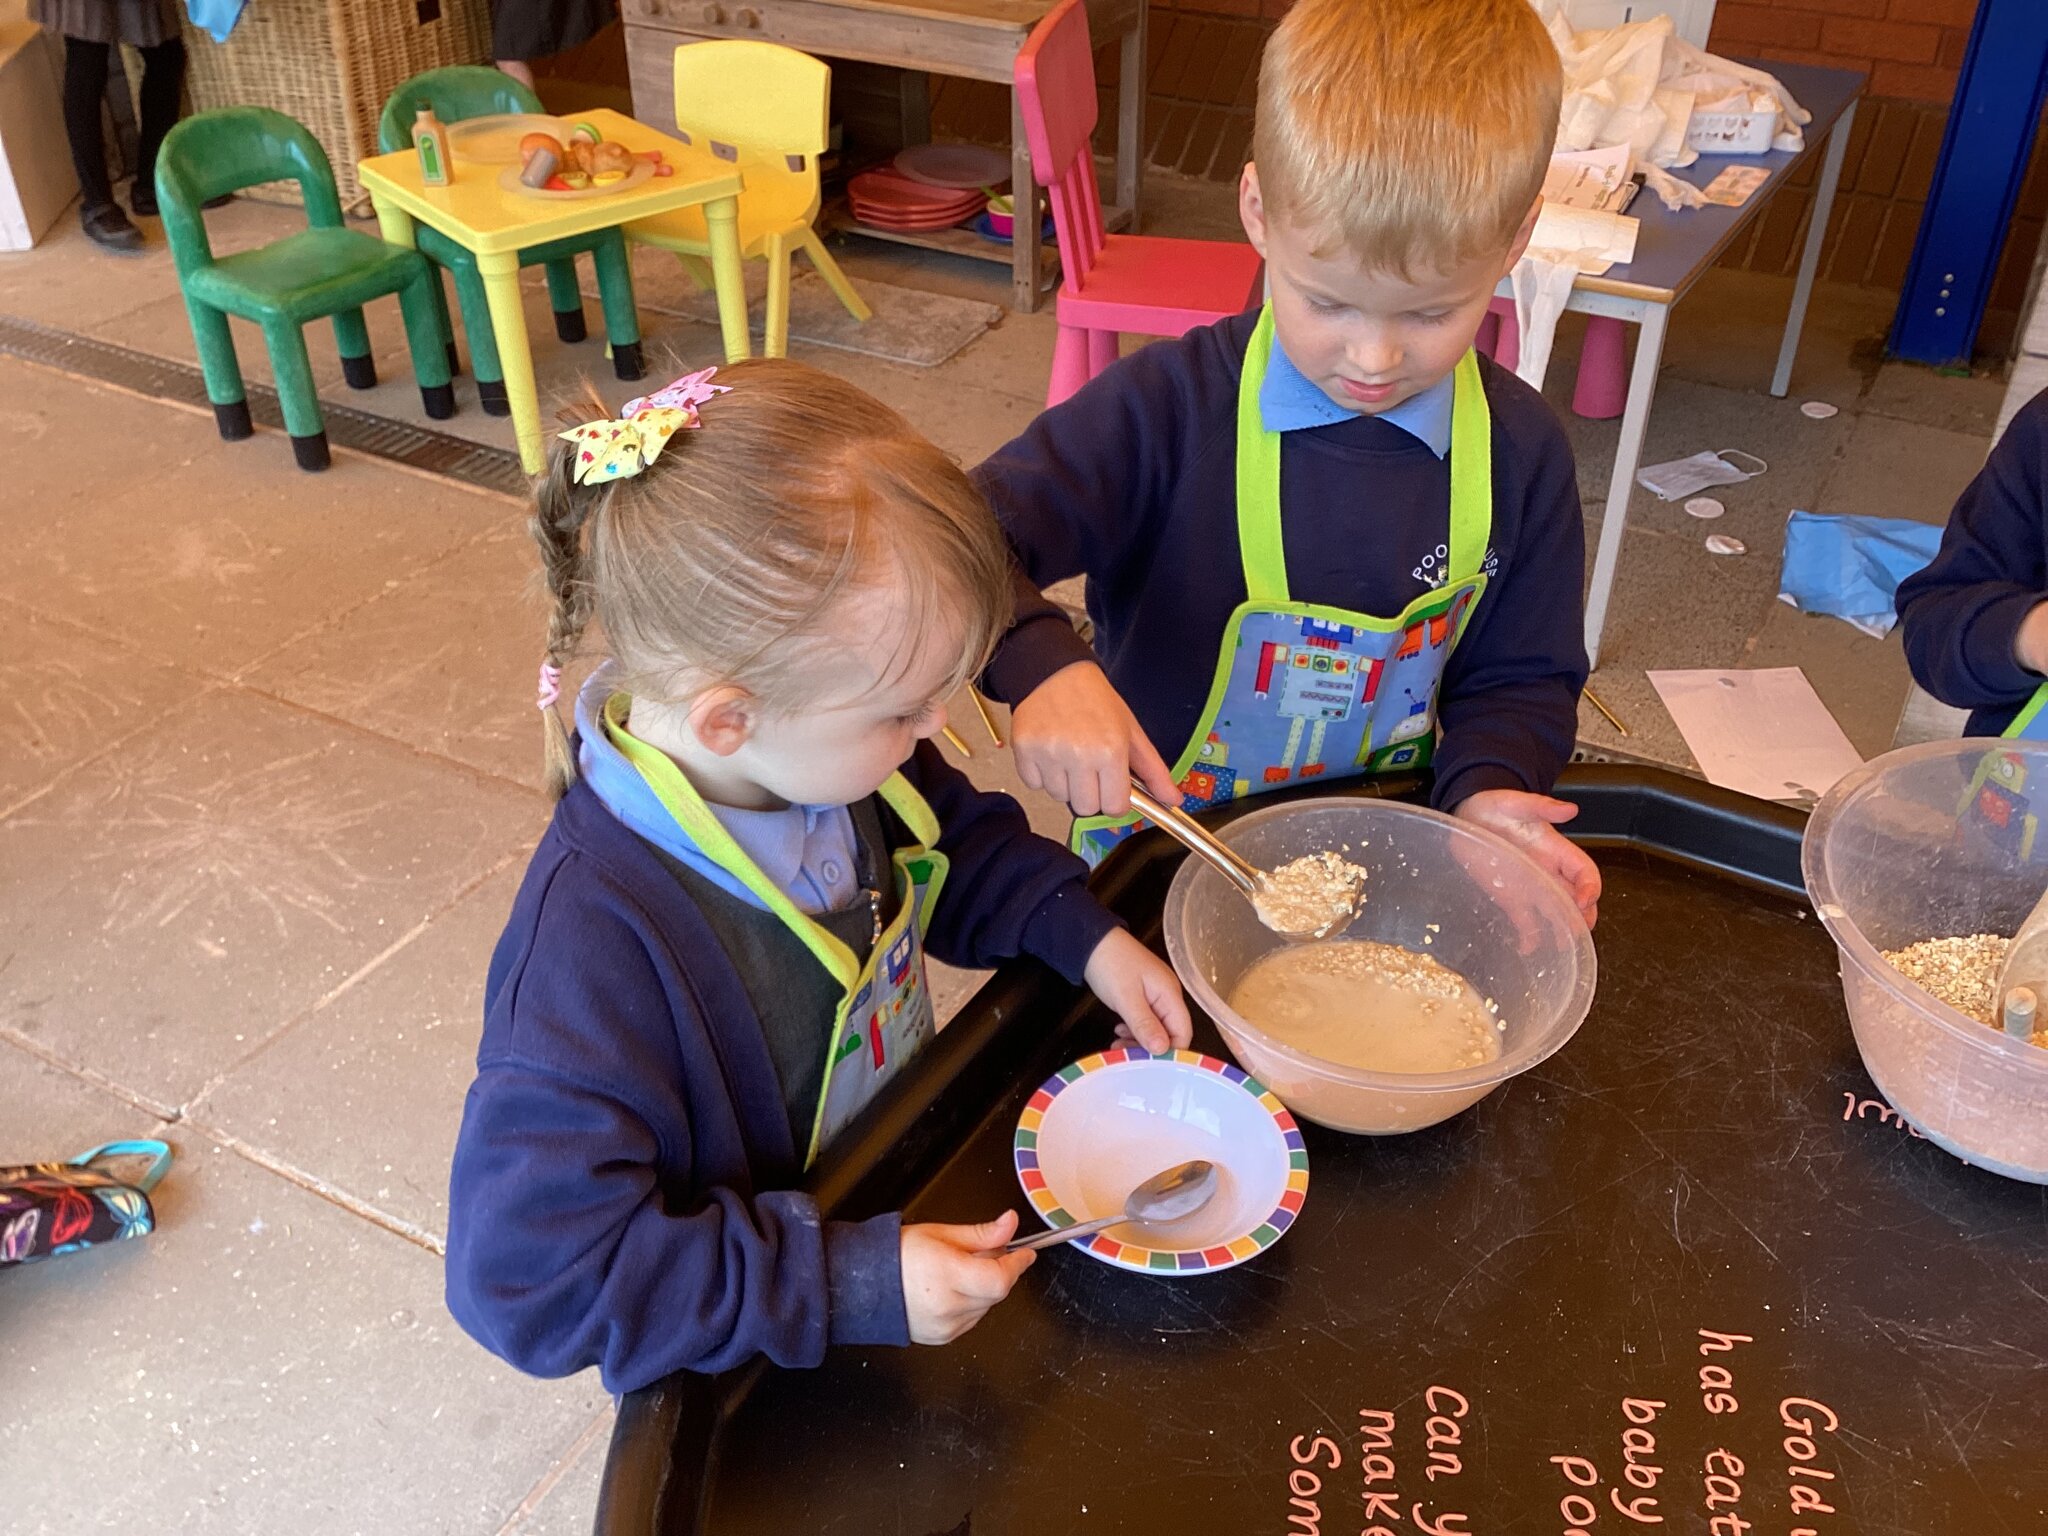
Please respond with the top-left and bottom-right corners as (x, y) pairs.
(358, 109), (749, 474)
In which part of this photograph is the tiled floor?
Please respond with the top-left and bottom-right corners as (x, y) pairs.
(0, 172), (2010, 1533)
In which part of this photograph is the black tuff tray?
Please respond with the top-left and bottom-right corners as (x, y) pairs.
(595, 766), (2048, 1536)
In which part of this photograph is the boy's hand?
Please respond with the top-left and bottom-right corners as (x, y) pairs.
(900, 1212), (1035, 1345)
(1453, 789), (1601, 930)
(1084, 928), (1194, 1052)
(1010, 661), (1180, 817)
(2017, 600), (2048, 675)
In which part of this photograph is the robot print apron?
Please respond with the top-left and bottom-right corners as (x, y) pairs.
(1073, 305), (1494, 866)
(608, 703), (950, 1168)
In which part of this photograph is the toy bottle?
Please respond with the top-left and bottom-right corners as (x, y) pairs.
(414, 104), (452, 186)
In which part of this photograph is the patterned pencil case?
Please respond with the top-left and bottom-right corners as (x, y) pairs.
(0, 1140), (172, 1266)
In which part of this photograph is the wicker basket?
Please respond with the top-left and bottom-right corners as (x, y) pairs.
(171, 0), (491, 211)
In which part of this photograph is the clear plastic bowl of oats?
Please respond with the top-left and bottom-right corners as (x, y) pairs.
(1162, 797), (1596, 1135)
(1804, 740), (2048, 1183)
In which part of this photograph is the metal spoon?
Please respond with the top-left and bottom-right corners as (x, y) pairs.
(1127, 783), (1363, 940)
(1004, 1158), (1218, 1252)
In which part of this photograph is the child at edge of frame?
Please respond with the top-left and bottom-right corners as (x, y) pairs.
(443, 358), (1193, 1395)
(975, 0), (1602, 929)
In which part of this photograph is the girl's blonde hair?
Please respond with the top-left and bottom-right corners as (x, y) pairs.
(530, 358), (1012, 798)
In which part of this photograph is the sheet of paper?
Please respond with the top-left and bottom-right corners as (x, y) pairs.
(1701, 165), (1769, 207)
(1542, 144), (1635, 212)
(1528, 205), (1639, 274)
(1647, 667), (1864, 804)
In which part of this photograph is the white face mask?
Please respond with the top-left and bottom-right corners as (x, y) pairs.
(1635, 449), (1768, 502)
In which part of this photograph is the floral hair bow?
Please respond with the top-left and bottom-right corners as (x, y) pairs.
(557, 367), (731, 486)
(621, 366), (730, 419)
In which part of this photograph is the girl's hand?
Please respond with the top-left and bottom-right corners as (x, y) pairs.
(1084, 928), (1194, 1052)
(900, 1212), (1035, 1344)
(1452, 789), (1601, 930)
(1010, 661), (1180, 817)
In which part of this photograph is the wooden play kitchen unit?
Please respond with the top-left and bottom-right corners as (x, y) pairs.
(619, 0), (1147, 313)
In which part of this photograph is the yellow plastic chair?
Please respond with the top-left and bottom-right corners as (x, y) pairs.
(626, 40), (869, 358)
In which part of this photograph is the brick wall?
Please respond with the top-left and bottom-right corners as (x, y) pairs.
(1708, 0), (1977, 106)
(929, 0), (2046, 350)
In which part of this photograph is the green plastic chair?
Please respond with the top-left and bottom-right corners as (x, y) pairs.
(157, 107), (455, 472)
(378, 68), (645, 416)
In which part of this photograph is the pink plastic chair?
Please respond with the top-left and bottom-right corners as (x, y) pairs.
(1015, 0), (1265, 407)
(1476, 298), (1627, 418)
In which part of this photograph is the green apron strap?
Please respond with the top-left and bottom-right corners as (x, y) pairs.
(1235, 305), (1290, 604)
(2006, 681), (2048, 739)
(1235, 308), (1493, 599)
(604, 695), (860, 989)
(874, 772), (940, 847)
(1444, 349), (1491, 584)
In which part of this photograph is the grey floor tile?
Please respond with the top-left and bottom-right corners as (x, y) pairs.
(335, 292), (720, 454)
(1577, 664), (1695, 775)
(1587, 521), (1783, 674)
(0, 687), (544, 1111)
(1657, 270), (1891, 407)
(930, 307), (1064, 407)
(0, 430), (500, 677)
(0, 356), (226, 520)
(1812, 412), (1989, 526)
(0, 1051), (608, 1536)
(189, 865), (524, 1242)
(510, 1414), (616, 1536)
(245, 516), (550, 789)
(1741, 598), (1910, 762)
(0, 206), (189, 331)
(791, 339), (1046, 466)
(0, 603), (208, 812)
(1862, 357), (2006, 438)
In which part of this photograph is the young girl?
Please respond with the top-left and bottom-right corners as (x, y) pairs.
(446, 360), (1190, 1394)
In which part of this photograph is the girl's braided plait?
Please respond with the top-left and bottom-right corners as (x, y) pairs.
(529, 432), (606, 800)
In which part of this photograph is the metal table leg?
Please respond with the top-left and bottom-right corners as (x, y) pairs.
(1583, 298), (1669, 670)
(1772, 98), (1857, 399)
(1011, 89), (1041, 314)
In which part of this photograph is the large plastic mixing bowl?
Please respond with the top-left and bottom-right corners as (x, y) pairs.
(1162, 798), (1597, 1134)
(1803, 740), (2048, 1183)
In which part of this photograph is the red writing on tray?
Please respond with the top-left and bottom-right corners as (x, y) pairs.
(1283, 1390), (1474, 1536)
(1841, 1091), (1925, 1138)
(1285, 1431), (1342, 1536)
(1698, 1327), (1752, 1416)
(1781, 1397), (1843, 1533)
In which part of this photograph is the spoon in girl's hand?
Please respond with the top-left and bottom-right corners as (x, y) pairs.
(1126, 784), (1365, 940)
(1003, 1158), (1218, 1252)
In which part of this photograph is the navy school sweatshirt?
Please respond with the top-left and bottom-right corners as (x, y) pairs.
(974, 309), (1590, 810)
(1897, 392), (2048, 736)
(444, 739), (1117, 1395)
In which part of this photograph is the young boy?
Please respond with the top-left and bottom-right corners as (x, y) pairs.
(1898, 393), (2048, 739)
(976, 0), (1600, 925)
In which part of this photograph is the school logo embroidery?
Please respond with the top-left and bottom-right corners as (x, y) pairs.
(1412, 544), (1500, 588)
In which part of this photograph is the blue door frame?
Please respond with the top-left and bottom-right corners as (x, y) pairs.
(1889, 0), (2048, 367)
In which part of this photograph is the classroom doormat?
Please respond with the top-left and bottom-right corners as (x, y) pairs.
(581, 255), (1003, 368)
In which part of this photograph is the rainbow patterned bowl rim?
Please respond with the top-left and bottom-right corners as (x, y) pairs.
(1012, 1047), (1310, 1275)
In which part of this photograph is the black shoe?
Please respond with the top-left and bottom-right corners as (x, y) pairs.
(82, 203), (145, 253)
(132, 185), (233, 219)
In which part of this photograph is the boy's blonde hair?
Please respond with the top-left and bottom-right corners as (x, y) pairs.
(1253, 0), (1561, 275)
(530, 358), (1012, 798)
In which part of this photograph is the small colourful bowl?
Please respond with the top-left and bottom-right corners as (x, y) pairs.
(1014, 1047), (1308, 1275)
(985, 194), (1015, 238)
